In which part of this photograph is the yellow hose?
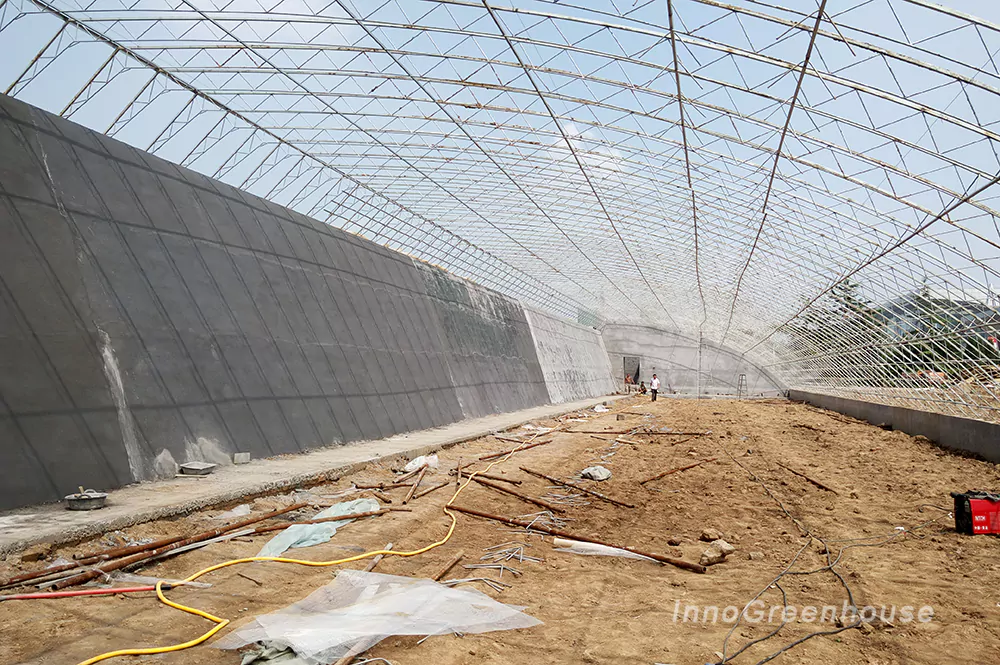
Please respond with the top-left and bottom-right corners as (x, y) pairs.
(76, 433), (550, 665)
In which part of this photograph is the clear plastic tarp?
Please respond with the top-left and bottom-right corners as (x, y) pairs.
(215, 570), (542, 664)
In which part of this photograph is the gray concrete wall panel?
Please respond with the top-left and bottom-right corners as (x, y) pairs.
(525, 308), (616, 403)
(0, 94), (553, 510)
(602, 324), (785, 397)
(0, 94), (648, 511)
(790, 390), (1000, 463)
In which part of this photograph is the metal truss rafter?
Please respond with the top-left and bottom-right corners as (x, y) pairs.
(4, 0), (1000, 422)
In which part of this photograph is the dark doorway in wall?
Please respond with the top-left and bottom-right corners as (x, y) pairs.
(623, 356), (640, 386)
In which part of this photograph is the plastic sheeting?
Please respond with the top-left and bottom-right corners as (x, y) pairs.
(403, 454), (438, 472)
(215, 570), (542, 664)
(212, 504), (251, 521)
(257, 499), (379, 557)
(552, 537), (656, 563)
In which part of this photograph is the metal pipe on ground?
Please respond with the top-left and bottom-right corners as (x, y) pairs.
(1, 535), (189, 588)
(354, 482), (412, 490)
(395, 464), (427, 484)
(413, 481), (450, 500)
(447, 505), (705, 574)
(246, 508), (402, 536)
(568, 430), (708, 436)
(363, 542), (393, 573)
(0, 585), (167, 601)
(0, 503), (309, 590)
(51, 503), (310, 590)
(448, 469), (521, 485)
(73, 534), (189, 562)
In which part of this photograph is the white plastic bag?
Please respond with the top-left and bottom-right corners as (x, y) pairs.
(257, 499), (379, 557)
(215, 570), (541, 665)
(580, 466), (612, 481)
(212, 504), (251, 521)
(552, 538), (656, 563)
(404, 454), (439, 472)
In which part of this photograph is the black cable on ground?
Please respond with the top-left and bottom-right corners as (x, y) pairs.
(713, 443), (949, 665)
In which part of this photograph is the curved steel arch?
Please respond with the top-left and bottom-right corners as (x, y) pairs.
(4, 0), (1000, 421)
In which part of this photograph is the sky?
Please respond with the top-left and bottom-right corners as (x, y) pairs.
(2, 0), (1000, 349)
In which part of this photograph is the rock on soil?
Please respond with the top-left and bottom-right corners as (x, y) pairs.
(699, 528), (724, 542)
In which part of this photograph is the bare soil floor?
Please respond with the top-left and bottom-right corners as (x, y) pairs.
(2, 396), (999, 665)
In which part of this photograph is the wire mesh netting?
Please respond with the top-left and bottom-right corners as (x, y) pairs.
(3, 1), (1000, 420)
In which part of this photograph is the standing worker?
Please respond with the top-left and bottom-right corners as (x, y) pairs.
(650, 374), (660, 401)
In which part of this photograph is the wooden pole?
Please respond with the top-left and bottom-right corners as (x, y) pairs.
(363, 542), (393, 573)
(469, 475), (565, 513)
(402, 466), (427, 504)
(432, 550), (465, 581)
(50, 503), (310, 589)
(448, 505), (705, 574)
(519, 467), (635, 508)
(478, 438), (552, 461)
(639, 458), (717, 485)
(413, 481), (450, 500)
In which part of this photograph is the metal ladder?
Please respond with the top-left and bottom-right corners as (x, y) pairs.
(736, 373), (747, 399)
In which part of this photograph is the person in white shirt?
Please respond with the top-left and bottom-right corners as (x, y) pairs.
(650, 374), (660, 401)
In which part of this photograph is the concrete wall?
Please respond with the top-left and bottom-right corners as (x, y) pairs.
(0, 93), (556, 510)
(790, 390), (1000, 463)
(602, 324), (785, 396)
(525, 308), (616, 403)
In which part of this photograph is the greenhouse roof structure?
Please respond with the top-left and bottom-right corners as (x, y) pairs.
(4, 0), (1000, 419)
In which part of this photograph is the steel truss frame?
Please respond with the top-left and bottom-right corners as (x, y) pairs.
(4, 0), (1000, 421)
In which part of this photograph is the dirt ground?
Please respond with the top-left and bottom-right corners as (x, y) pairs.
(2, 396), (1000, 665)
